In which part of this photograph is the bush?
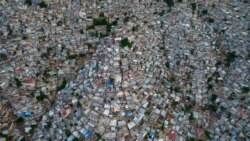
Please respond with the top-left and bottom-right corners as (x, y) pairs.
(77, 101), (82, 107)
(20, 137), (26, 141)
(95, 132), (102, 140)
(207, 84), (213, 90)
(47, 47), (53, 53)
(89, 13), (118, 32)
(29, 125), (38, 134)
(240, 96), (246, 101)
(112, 20), (118, 26)
(96, 32), (108, 38)
(0, 133), (12, 140)
(183, 104), (191, 112)
(7, 24), (13, 36)
(46, 121), (51, 129)
(160, 123), (165, 131)
(39, 1), (47, 8)
(171, 100), (178, 107)
(106, 24), (112, 32)
(79, 53), (85, 58)
(212, 3), (215, 8)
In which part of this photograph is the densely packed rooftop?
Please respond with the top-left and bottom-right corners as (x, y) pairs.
(0, 0), (249, 140)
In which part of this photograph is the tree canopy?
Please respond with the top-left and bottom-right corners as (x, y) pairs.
(164, 0), (174, 8)
(120, 38), (132, 48)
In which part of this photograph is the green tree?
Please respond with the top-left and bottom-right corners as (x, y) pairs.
(205, 130), (211, 139)
(16, 117), (24, 124)
(211, 94), (217, 103)
(57, 78), (67, 91)
(57, 20), (63, 26)
(95, 132), (102, 140)
(65, 130), (72, 137)
(228, 92), (236, 100)
(189, 112), (195, 120)
(165, 62), (170, 68)
(93, 18), (108, 26)
(120, 38), (132, 48)
(186, 137), (195, 141)
(99, 12), (105, 17)
(206, 104), (217, 112)
(191, 3), (196, 13)
(202, 9), (208, 15)
(106, 20), (118, 32)
(224, 51), (236, 66)
(241, 86), (249, 93)
(72, 138), (80, 141)
(132, 26), (138, 32)
(207, 18), (215, 24)
(123, 16), (130, 23)
(20, 137), (26, 141)
(39, 1), (47, 8)
(164, 0), (174, 8)
(25, 0), (32, 6)
(86, 25), (95, 30)
(14, 78), (22, 88)
(36, 91), (47, 101)
(79, 29), (84, 34)
(0, 53), (8, 61)
(7, 24), (13, 36)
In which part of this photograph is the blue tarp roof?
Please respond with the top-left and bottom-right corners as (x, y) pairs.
(21, 112), (31, 117)
(83, 130), (92, 137)
(125, 110), (132, 116)
(106, 81), (113, 86)
(150, 130), (155, 138)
